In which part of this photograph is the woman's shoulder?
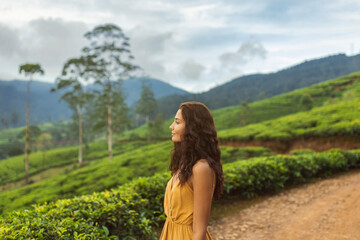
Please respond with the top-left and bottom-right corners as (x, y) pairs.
(192, 159), (213, 175)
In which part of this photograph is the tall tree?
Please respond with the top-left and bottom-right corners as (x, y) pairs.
(51, 56), (95, 165)
(19, 63), (44, 184)
(135, 81), (157, 125)
(87, 83), (132, 137)
(82, 23), (139, 161)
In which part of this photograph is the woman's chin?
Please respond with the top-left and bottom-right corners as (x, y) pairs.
(171, 136), (180, 142)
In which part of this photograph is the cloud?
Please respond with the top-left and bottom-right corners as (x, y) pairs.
(13, 18), (89, 80)
(0, 23), (24, 58)
(181, 59), (205, 80)
(127, 27), (174, 80)
(219, 37), (267, 67)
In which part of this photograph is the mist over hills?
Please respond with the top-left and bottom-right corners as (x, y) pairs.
(0, 78), (188, 127)
(156, 53), (360, 119)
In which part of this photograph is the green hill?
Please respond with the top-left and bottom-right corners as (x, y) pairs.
(156, 53), (360, 119)
(122, 71), (360, 139)
(0, 141), (272, 215)
(1, 148), (359, 239)
(1, 69), (360, 239)
(219, 98), (360, 142)
(1, 71), (360, 224)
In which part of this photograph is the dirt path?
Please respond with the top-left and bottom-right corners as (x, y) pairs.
(208, 169), (360, 240)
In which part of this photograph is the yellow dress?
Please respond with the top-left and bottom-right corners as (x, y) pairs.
(159, 175), (214, 240)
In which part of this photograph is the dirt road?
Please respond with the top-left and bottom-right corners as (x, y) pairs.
(209, 169), (360, 240)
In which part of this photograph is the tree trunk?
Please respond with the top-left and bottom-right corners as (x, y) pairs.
(77, 103), (83, 165)
(107, 91), (113, 161)
(25, 79), (31, 184)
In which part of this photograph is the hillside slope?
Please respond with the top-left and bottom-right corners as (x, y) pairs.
(123, 72), (360, 139)
(156, 53), (360, 119)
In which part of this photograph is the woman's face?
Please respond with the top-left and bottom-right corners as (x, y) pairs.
(169, 109), (185, 142)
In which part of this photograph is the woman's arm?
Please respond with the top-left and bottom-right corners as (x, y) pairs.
(192, 159), (215, 240)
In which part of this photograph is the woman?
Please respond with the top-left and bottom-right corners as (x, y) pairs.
(159, 101), (224, 240)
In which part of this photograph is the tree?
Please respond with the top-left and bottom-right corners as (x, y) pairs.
(51, 56), (95, 165)
(36, 133), (52, 167)
(82, 23), (139, 161)
(300, 94), (313, 111)
(10, 111), (19, 127)
(87, 83), (132, 137)
(19, 63), (44, 184)
(135, 81), (157, 125)
(135, 81), (157, 141)
(257, 91), (266, 101)
(17, 125), (42, 149)
(238, 101), (251, 126)
(148, 113), (165, 140)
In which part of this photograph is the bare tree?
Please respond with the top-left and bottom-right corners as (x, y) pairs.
(51, 56), (95, 165)
(19, 63), (44, 184)
(82, 24), (139, 161)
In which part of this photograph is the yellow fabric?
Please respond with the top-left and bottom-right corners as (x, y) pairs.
(159, 176), (214, 240)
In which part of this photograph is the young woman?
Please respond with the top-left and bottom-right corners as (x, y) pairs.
(159, 101), (224, 240)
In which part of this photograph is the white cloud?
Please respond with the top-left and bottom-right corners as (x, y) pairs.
(0, 0), (360, 92)
(181, 59), (205, 80)
(0, 23), (23, 58)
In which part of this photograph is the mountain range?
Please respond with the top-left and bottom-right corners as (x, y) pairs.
(0, 78), (188, 127)
(156, 53), (360, 119)
(1, 53), (360, 127)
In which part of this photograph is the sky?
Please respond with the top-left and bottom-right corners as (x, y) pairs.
(0, 0), (359, 93)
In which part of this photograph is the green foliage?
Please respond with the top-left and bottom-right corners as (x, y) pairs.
(219, 98), (360, 141)
(17, 125), (42, 143)
(36, 133), (52, 151)
(121, 72), (360, 139)
(220, 146), (273, 164)
(19, 64), (44, 76)
(0, 140), (149, 186)
(238, 101), (251, 126)
(0, 141), (172, 215)
(299, 93), (313, 111)
(148, 114), (165, 139)
(223, 149), (360, 197)
(289, 149), (316, 155)
(135, 82), (157, 122)
(1, 149), (359, 239)
(0, 143), (272, 215)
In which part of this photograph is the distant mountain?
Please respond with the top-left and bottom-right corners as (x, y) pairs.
(156, 53), (360, 118)
(0, 78), (189, 127)
(98, 77), (188, 109)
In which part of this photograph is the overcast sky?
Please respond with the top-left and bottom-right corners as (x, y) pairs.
(1, 0), (359, 93)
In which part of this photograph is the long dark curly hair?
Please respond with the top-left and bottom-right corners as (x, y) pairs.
(170, 101), (224, 200)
